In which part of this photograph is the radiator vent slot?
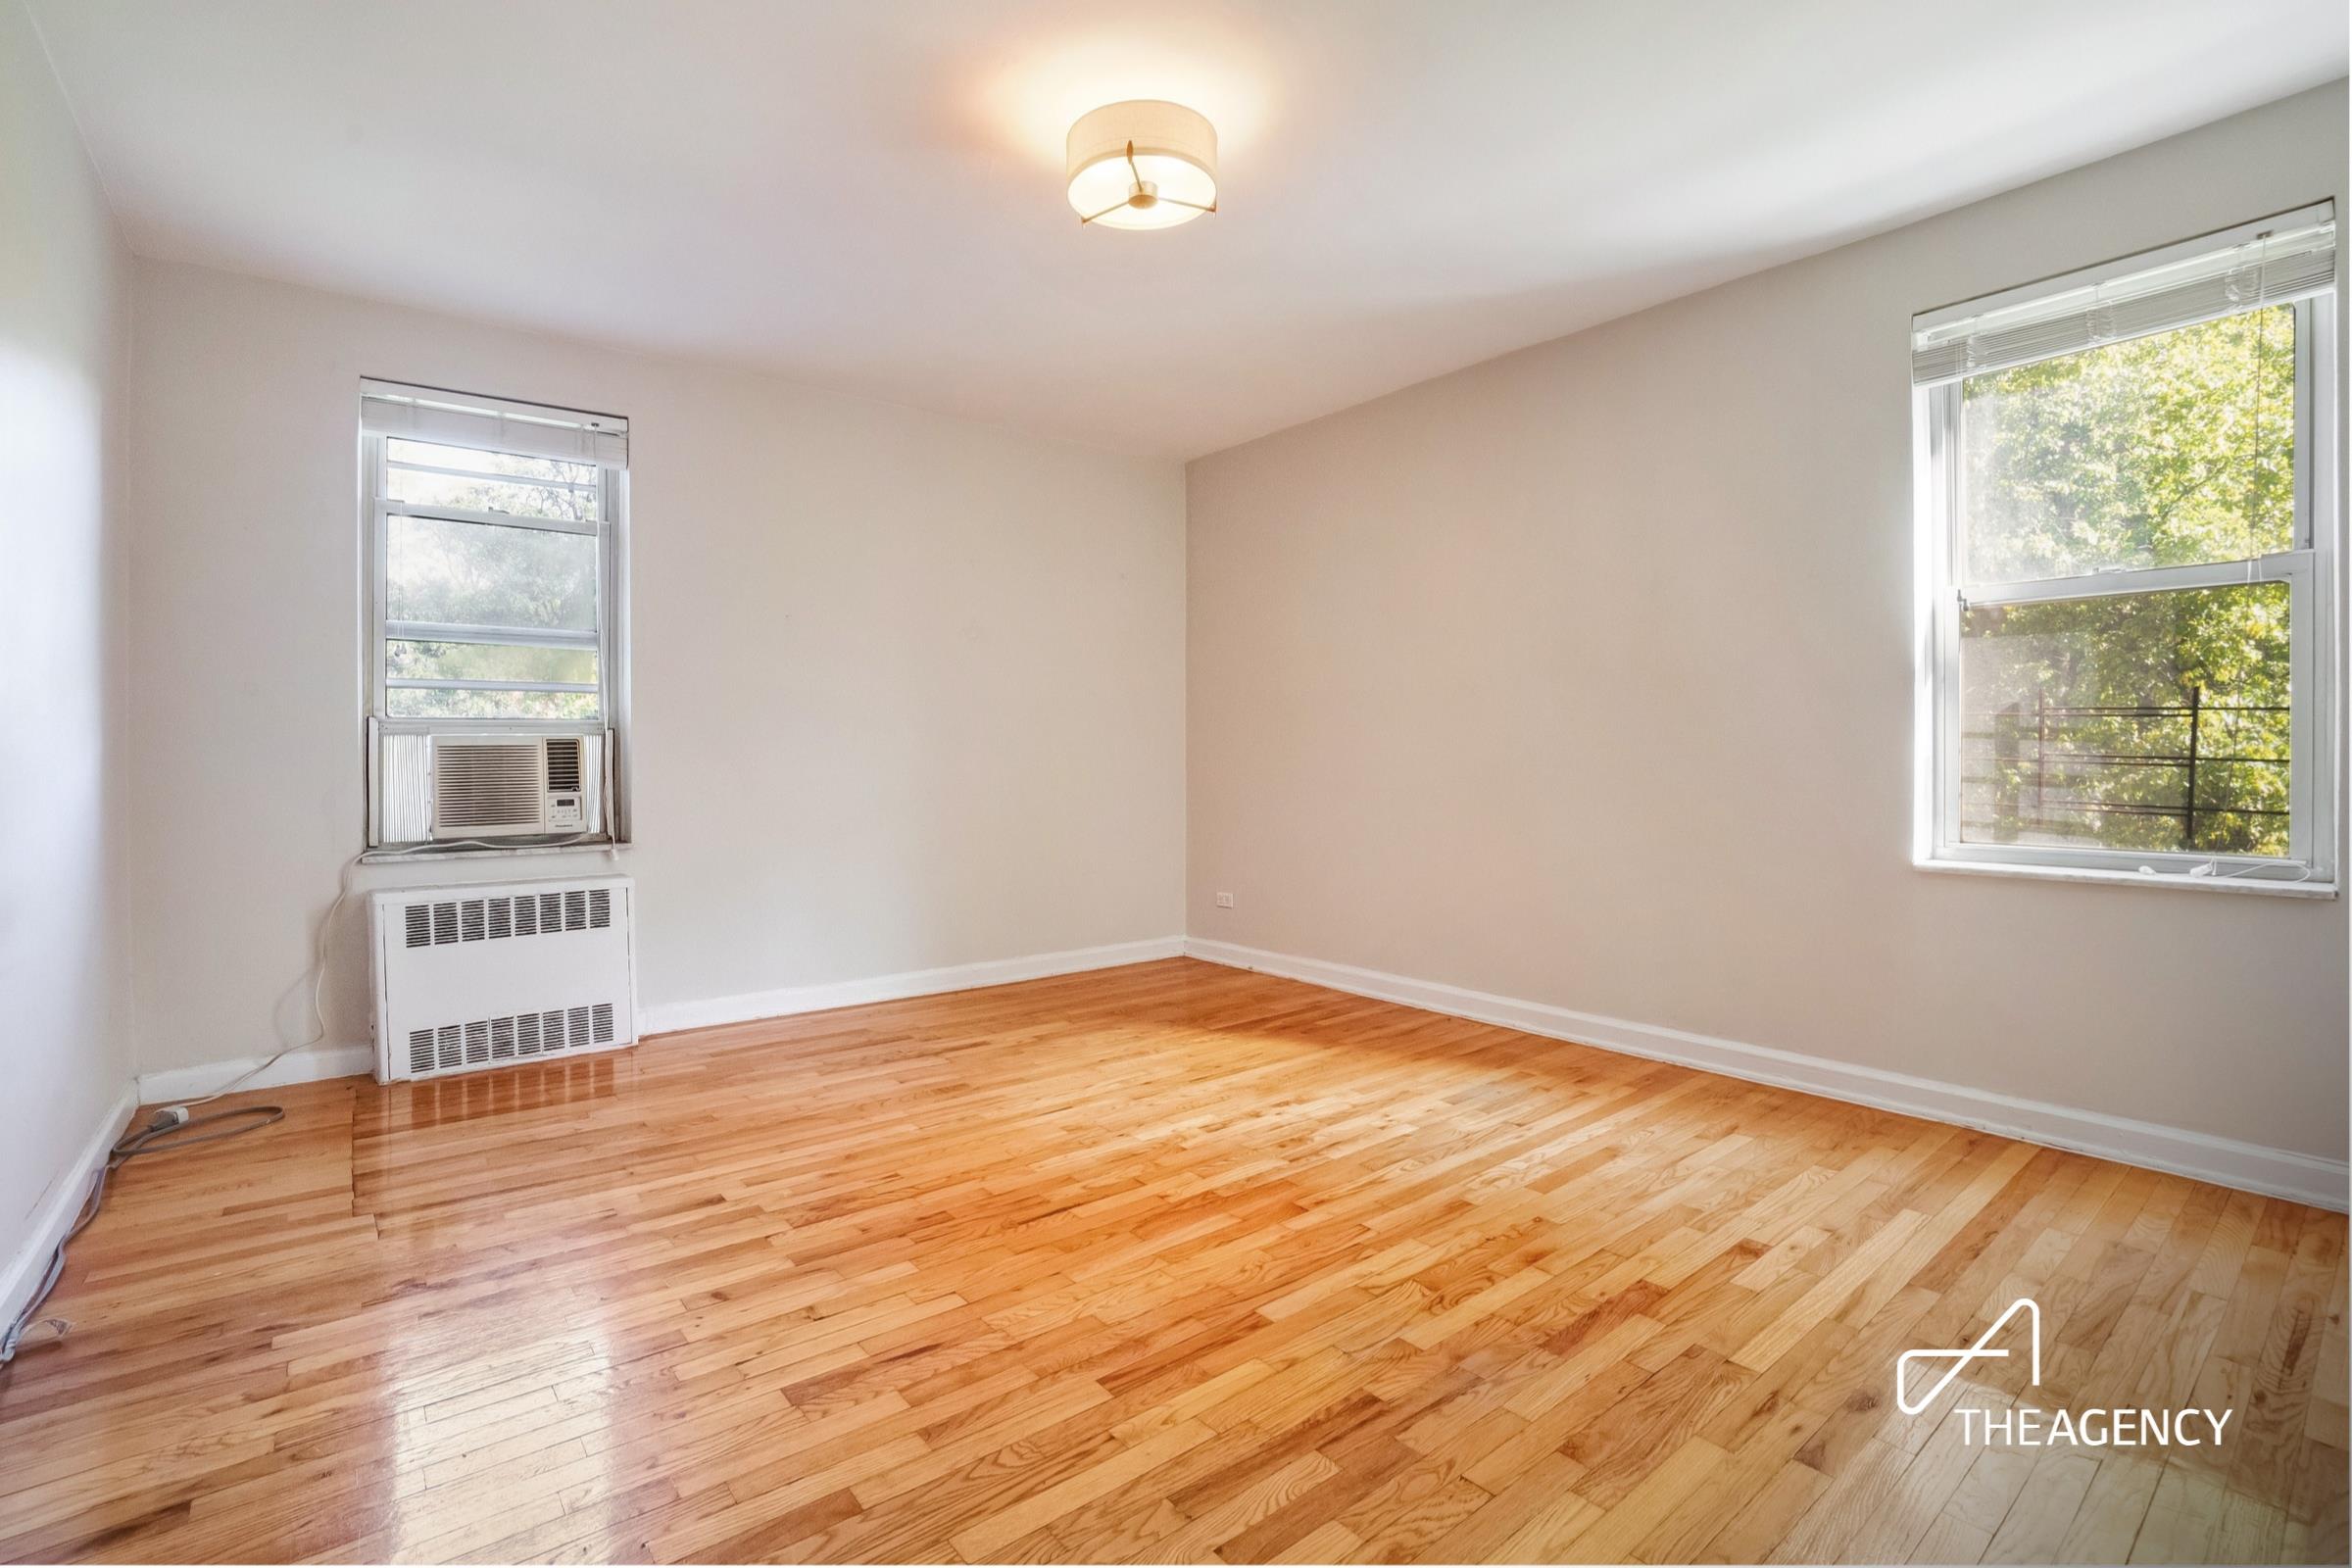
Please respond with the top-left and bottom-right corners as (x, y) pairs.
(406, 1003), (623, 1077)
(399, 890), (620, 949)
(544, 735), (583, 793)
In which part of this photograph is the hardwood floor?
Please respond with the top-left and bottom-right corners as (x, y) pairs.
(0, 957), (2342, 1564)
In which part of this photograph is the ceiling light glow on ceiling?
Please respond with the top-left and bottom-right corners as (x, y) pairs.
(1066, 100), (1217, 229)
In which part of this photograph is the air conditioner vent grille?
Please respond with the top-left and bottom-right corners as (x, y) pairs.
(433, 740), (544, 835)
(544, 735), (583, 793)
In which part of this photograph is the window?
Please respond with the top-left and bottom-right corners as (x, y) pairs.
(1913, 206), (2338, 891)
(362, 381), (630, 851)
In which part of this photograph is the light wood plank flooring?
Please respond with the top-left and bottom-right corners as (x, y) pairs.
(0, 958), (2342, 1563)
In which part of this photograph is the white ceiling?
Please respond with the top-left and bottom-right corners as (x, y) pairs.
(27, 0), (2348, 458)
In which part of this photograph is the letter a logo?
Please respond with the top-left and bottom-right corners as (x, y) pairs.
(1896, 1298), (2042, 1415)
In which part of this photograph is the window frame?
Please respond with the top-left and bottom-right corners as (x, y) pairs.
(360, 389), (633, 857)
(1913, 235), (2338, 895)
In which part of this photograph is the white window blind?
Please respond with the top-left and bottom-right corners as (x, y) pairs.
(1911, 204), (2335, 385)
(360, 379), (629, 467)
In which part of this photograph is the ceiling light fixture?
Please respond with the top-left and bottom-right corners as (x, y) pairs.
(1066, 100), (1218, 229)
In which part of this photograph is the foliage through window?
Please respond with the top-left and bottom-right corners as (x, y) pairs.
(1914, 208), (2337, 887)
(380, 445), (605, 720)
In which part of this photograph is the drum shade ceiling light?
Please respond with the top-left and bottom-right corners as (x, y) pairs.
(1066, 100), (1218, 229)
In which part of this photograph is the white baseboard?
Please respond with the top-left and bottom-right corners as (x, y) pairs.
(116, 931), (2336, 1212)
(1184, 938), (2349, 1213)
(126, 939), (1191, 1101)
(638, 936), (1190, 1035)
(134, 1044), (374, 1105)
(2, 1082), (137, 1334)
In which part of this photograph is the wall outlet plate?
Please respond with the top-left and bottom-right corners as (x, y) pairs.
(1215, 892), (1235, 908)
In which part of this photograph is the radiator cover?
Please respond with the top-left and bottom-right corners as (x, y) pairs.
(369, 874), (639, 1082)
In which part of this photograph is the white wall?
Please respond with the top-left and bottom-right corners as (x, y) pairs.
(33, 40), (2345, 1194)
(125, 261), (1186, 1077)
(1, 3), (132, 1294)
(1187, 82), (2350, 1163)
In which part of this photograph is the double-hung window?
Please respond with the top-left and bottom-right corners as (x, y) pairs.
(361, 380), (630, 851)
(1914, 205), (2338, 892)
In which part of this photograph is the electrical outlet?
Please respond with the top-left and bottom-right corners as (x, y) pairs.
(1214, 892), (1235, 908)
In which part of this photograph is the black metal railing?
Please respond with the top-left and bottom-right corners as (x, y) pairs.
(1961, 689), (2289, 851)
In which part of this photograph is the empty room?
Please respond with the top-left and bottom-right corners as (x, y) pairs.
(2, 2), (2347, 1564)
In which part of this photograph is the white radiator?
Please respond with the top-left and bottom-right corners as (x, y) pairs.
(369, 875), (639, 1083)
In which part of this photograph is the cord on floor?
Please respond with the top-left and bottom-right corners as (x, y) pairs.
(0, 1103), (284, 1373)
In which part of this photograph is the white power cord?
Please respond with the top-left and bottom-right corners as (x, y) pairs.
(185, 834), (612, 1105)
(2142, 857), (2314, 885)
(4, 833), (621, 1378)
(2185, 857), (2313, 885)
(173, 855), (365, 1107)
(1, 1103), (288, 1370)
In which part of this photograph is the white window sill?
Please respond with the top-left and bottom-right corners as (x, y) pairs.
(1917, 857), (2335, 899)
(363, 840), (632, 865)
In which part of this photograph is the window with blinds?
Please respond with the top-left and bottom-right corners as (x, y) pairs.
(361, 381), (631, 852)
(1911, 205), (2338, 891)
